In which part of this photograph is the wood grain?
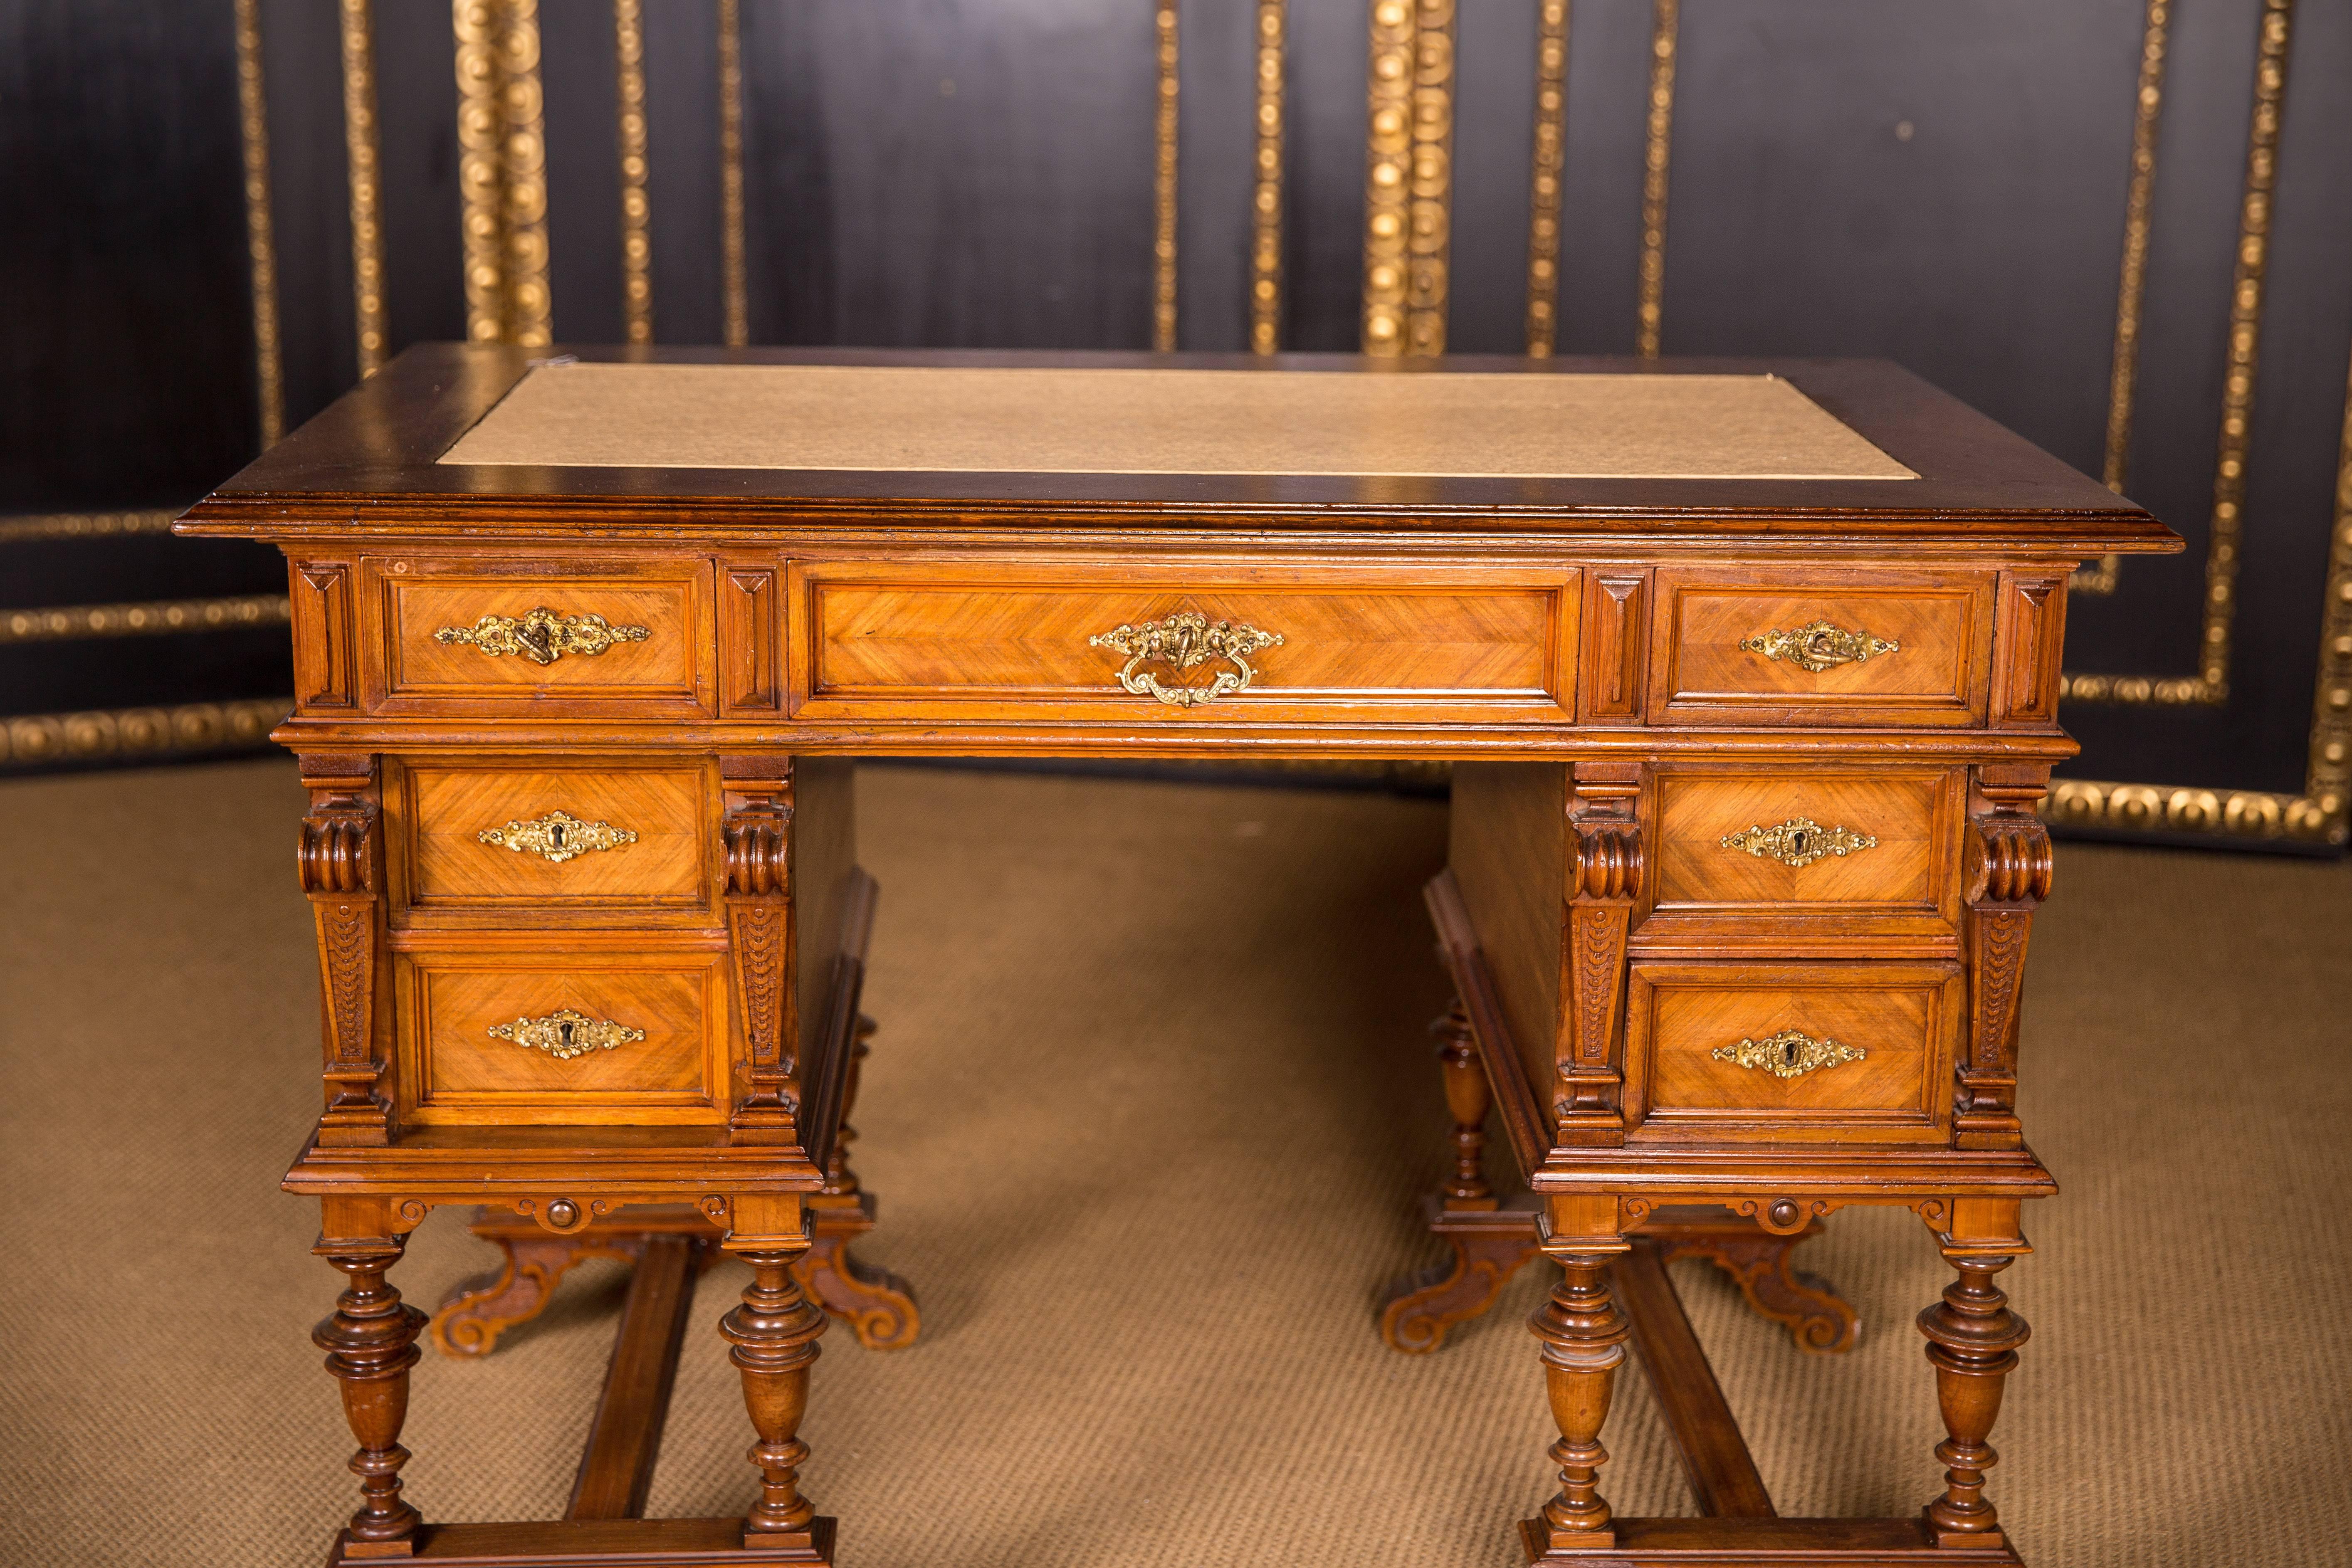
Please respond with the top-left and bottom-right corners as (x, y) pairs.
(799, 566), (1573, 721)
(1650, 569), (1993, 728)
(1448, 763), (1569, 1128)
(392, 762), (715, 922)
(1643, 768), (1962, 954)
(364, 558), (712, 714)
(398, 948), (730, 1125)
(1623, 962), (1963, 1143)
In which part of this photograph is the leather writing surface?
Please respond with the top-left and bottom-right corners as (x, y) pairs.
(439, 363), (1917, 480)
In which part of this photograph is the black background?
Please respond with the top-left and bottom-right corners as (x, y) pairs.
(3, 0), (2348, 804)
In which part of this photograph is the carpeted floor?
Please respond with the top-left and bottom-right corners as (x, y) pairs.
(1, 758), (2347, 1568)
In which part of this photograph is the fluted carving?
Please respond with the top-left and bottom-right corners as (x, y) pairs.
(301, 790), (388, 1146)
(724, 789), (798, 1144)
(1957, 779), (2052, 1149)
(1557, 773), (1643, 1146)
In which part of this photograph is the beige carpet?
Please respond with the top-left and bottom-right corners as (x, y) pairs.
(0, 759), (2346, 1568)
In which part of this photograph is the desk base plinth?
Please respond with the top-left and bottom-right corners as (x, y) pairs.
(1522, 1518), (2020, 1567)
(330, 1519), (837, 1568)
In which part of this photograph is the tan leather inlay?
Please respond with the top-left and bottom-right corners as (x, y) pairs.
(440, 363), (1916, 480)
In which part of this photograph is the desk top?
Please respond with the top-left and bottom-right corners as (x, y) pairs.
(181, 344), (2177, 554)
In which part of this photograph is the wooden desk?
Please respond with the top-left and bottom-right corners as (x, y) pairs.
(179, 346), (2178, 1568)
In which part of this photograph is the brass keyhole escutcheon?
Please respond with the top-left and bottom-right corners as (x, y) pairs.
(1740, 620), (1899, 673)
(1711, 1028), (1865, 1079)
(487, 1008), (646, 1060)
(1719, 817), (1876, 869)
(478, 810), (638, 864)
(433, 606), (651, 666)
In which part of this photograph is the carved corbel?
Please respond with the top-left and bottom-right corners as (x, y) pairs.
(723, 762), (798, 1146)
(1955, 769), (2053, 1150)
(299, 756), (390, 1147)
(1557, 763), (1643, 1147)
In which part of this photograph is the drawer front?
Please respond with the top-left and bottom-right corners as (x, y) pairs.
(397, 949), (730, 1125)
(1623, 962), (1961, 1143)
(1648, 570), (1992, 727)
(793, 562), (1577, 721)
(390, 761), (716, 924)
(369, 561), (712, 711)
(1643, 767), (1962, 947)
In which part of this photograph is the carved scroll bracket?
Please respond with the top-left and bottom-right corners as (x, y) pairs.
(301, 769), (390, 1148)
(1558, 764), (1643, 1147)
(1957, 771), (2053, 1151)
(723, 768), (798, 1146)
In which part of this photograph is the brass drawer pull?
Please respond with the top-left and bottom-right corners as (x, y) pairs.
(1740, 620), (1897, 673)
(1712, 1028), (1865, 1079)
(488, 1007), (646, 1060)
(477, 810), (639, 864)
(1719, 816), (1876, 869)
(1087, 611), (1283, 708)
(434, 606), (650, 666)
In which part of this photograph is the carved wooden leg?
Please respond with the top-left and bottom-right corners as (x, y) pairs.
(795, 1015), (921, 1350)
(1917, 1202), (2032, 1548)
(720, 1203), (830, 1549)
(1382, 1001), (1545, 1353)
(1522, 1203), (1632, 1558)
(430, 1225), (618, 1358)
(1645, 1206), (1861, 1354)
(315, 1218), (427, 1557)
(1382, 1209), (1545, 1353)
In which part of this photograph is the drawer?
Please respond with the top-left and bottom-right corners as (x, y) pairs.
(790, 561), (1578, 722)
(364, 558), (713, 712)
(1622, 962), (1961, 1144)
(395, 948), (731, 1125)
(1648, 569), (1992, 727)
(387, 760), (716, 925)
(1641, 767), (1962, 949)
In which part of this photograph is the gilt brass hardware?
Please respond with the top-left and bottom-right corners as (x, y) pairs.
(1740, 620), (1897, 673)
(433, 607), (650, 666)
(1087, 611), (1284, 709)
(488, 1008), (645, 1061)
(1712, 1028), (1865, 1080)
(1719, 817), (1877, 869)
(477, 810), (638, 864)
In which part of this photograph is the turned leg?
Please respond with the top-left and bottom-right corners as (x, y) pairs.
(315, 1217), (427, 1556)
(1917, 1203), (2033, 1548)
(1523, 1203), (1631, 1558)
(1381, 1001), (1543, 1353)
(720, 1201), (830, 1548)
(796, 1015), (921, 1349)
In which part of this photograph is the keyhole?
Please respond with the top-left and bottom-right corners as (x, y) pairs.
(1782, 1037), (1798, 1067)
(550, 822), (568, 848)
(558, 1021), (575, 1048)
(1788, 829), (1811, 858)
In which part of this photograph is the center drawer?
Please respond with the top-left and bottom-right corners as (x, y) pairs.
(393, 947), (731, 1126)
(788, 561), (1578, 722)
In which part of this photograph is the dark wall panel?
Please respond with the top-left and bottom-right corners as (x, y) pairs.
(5, 0), (2352, 814)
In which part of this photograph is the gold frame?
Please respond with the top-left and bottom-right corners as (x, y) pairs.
(1360, 0), (1454, 357)
(1152, 0), (1180, 352)
(614, 0), (654, 345)
(1249, 0), (1287, 355)
(341, 0), (388, 375)
(232, 0), (284, 446)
